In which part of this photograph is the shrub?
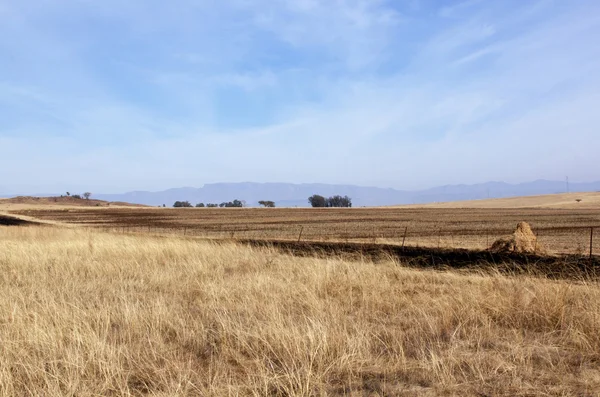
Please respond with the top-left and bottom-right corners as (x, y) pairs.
(327, 195), (352, 208)
(308, 195), (327, 208)
(308, 195), (352, 208)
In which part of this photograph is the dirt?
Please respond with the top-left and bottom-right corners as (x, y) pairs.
(0, 215), (37, 226)
(240, 239), (600, 280)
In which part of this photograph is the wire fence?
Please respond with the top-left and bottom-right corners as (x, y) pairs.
(99, 223), (598, 257)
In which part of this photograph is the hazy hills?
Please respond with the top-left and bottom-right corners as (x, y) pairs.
(85, 180), (600, 207)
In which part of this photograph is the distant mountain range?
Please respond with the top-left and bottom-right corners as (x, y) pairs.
(3, 180), (598, 207)
(74, 180), (600, 207)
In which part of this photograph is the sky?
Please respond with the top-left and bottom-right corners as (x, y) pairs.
(1, 0), (599, 194)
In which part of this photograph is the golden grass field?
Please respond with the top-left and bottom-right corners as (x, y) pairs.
(2, 225), (600, 396)
(399, 192), (600, 209)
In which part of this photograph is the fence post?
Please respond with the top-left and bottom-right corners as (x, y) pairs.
(298, 226), (304, 243)
(591, 227), (594, 259)
(401, 226), (408, 249)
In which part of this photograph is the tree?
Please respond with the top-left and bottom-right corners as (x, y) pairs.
(66, 192), (70, 197)
(196, 203), (205, 207)
(327, 195), (352, 208)
(308, 195), (327, 208)
(173, 201), (192, 208)
(206, 203), (218, 208)
(83, 192), (92, 200)
(308, 194), (351, 208)
(72, 194), (82, 199)
(258, 200), (276, 208)
(217, 199), (244, 208)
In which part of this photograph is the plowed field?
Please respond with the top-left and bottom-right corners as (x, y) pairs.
(10, 207), (600, 255)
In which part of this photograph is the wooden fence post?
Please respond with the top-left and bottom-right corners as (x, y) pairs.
(298, 226), (304, 243)
(591, 227), (594, 259)
(401, 226), (408, 249)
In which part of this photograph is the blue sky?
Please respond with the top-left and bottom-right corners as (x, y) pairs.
(1, 0), (599, 194)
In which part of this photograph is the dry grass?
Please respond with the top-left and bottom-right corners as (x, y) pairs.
(398, 192), (600, 209)
(0, 197), (147, 211)
(1, 225), (600, 396)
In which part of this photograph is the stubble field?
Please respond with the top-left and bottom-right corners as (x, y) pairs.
(9, 206), (600, 255)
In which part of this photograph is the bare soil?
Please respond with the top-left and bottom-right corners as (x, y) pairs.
(0, 214), (37, 226)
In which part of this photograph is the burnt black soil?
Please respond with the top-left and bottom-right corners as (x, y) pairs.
(0, 215), (37, 226)
(241, 239), (600, 280)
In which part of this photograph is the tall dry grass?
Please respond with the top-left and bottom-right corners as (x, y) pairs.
(1, 226), (599, 396)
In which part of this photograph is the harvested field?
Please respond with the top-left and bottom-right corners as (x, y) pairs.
(398, 192), (600, 209)
(11, 207), (600, 255)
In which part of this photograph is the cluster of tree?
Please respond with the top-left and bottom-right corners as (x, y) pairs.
(194, 203), (219, 207)
(218, 199), (244, 207)
(308, 194), (352, 208)
(258, 200), (276, 207)
(174, 199), (245, 208)
(62, 192), (92, 200)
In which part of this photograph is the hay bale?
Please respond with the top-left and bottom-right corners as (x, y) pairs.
(490, 222), (544, 254)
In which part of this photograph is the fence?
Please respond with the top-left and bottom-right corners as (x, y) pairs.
(102, 223), (598, 257)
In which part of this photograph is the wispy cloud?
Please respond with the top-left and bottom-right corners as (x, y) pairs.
(0, 0), (599, 193)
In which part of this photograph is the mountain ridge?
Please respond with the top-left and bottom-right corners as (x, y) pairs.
(4, 180), (599, 207)
(89, 180), (600, 207)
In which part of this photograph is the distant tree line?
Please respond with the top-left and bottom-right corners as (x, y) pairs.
(62, 192), (92, 200)
(308, 194), (352, 208)
(258, 200), (275, 207)
(174, 199), (245, 208)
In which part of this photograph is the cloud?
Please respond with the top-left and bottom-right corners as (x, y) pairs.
(0, 0), (599, 193)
